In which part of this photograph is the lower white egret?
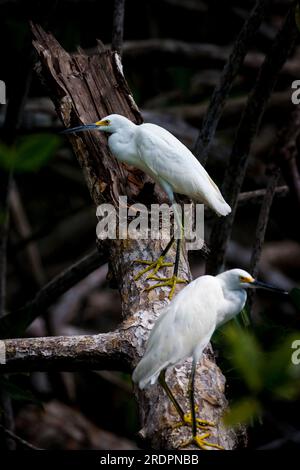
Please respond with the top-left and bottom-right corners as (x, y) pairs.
(132, 269), (288, 450)
(62, 114), (231, 299)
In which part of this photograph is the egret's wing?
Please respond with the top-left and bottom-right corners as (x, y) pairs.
(136, 124), (231, 216)
(132, 277), (220, 389)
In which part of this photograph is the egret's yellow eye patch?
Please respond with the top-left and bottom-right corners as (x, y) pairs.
(96, 119), (110, 126)
(240, 275), (254, 283)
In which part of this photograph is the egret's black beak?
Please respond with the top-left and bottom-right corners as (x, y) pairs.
(252, 280), (289, 295)
(61, 124), (99, 134)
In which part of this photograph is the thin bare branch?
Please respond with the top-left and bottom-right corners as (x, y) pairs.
(0, 424), (43, 450)
(156, 90), (291, 124)
(9, 182), (46, 287)
(237, 185), (288, 206)
(204, 185), (289, 222)
(85, 39), (300, 78)
(207, 4), (298, 275)
(248, 166), (281, 310)
(0, 249), (107, 339)
(194, 0), (271, 165)
(276, 108), (300, 210)
(112, 0), (126, 55)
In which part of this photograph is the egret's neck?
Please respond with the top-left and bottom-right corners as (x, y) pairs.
(217, 282), (247, 327)
(107, 123), (138, 166)
(109, 121), (136, 137)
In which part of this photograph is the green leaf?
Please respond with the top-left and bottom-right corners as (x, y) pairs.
(0, 142), (15, 171)
(0, 134), (60, 173)
(273, 382), (299, 400)
(226, 306), (251, 331)
(224, 397), (261, 426)
(240, 307), (251, 328)
(263, 334), (300, 397)
(0, 210), (8, 227)
(14, 134), (60, 172)
(0, 377), (42, 406)
(222, 324), (263, 392)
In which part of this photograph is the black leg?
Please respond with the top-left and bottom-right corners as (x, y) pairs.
(173, 204), (184, 277)
(188, 360), (197, 438)
(161, 236), (175, 257)
(159, 370), (185, 421)
(173, 238), (181, 277)
(138, 203), (186, 297)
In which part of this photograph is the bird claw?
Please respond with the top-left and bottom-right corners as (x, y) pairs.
(172, 407), (214, 431)
(183, 412), (214, 429)
(180, 433), (224, 450)
(145, 275), (187, 299)
(133, 256), (173, 281)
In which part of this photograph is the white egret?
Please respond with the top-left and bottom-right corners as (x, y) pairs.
(62, 114), (231, 298)
(132, 269), (288, 450)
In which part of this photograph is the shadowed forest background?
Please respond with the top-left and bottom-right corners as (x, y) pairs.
(0, 0), (300, 450)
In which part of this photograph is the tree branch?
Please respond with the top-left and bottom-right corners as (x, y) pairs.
(9, 182), (46, 288)
(156, 90), (291, 124)
(0, 424), (43, 450)
(194, 0), (271, 165)
(0, 330), (130, 373)
(85, 38), (300, 78)
(276, 107), (300, 210)
(207, 3), (298, 275)
(237, 184), (288, 207)
(0, 249), (106, 339)
(248, 166), (281, 310)
(204, 185), (289, 222)
(112, 0), (126, 55)
(249, 121), (297, 279)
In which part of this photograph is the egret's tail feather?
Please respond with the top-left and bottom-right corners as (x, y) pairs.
(132, 357), (168, 389)
(214, 200), (231, 217)
(195, 188), (231, 217)
(201, 173), (231, 216)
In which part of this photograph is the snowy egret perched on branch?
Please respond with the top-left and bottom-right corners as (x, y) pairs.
(132, 269), (288, 450)
(62, 114), (231, 298)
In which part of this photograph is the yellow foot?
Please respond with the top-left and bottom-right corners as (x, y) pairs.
(145, 275), (187, 300)
(183, 412), (214, 429)
(133, 256), (173, 281)
(172, 407), (214, 431)
(181, 434), (224, 450)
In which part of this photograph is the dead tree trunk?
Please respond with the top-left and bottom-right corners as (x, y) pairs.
(0, 24), (242, 450)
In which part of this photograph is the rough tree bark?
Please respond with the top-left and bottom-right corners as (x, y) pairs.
(0, 25), (242, 450)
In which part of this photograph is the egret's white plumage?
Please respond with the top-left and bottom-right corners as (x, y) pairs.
(132, 268), (286, 389)
(108, 115), (231, 216)
(131, 268), (287, 449)
(65, 114), (231, 216)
